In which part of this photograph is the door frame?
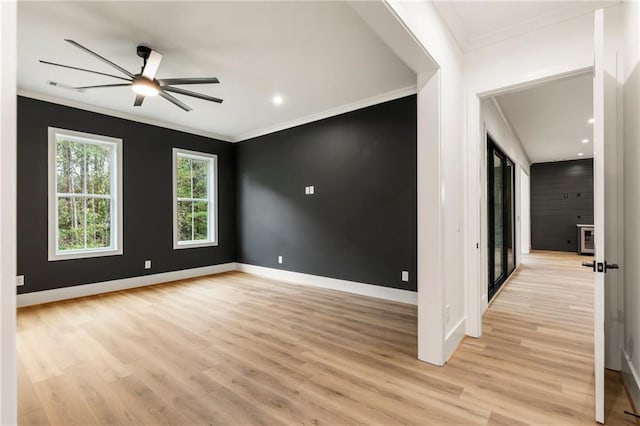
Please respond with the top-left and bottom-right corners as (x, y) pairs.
(519, 167), (531, 255)
(465, 66), (594, 337)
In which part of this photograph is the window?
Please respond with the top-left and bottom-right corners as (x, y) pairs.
(173, 148), (217, 248)
(48, 127), (123, 261)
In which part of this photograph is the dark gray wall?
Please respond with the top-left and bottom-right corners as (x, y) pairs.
(17, 96), (236, 294)
(236, 95), (417, 291)
(530, 159), (594, 252)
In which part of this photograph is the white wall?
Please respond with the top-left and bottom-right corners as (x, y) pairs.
(0, 2), (17, 424)
(481, 98), (531, 174)
(386, 0), (466, 362)
(480, 97), (531, 274)
(622, 0), (640, 410)
(463, 12), (596, 334)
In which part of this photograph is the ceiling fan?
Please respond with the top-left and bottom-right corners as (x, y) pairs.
(40, 39), (223, 111)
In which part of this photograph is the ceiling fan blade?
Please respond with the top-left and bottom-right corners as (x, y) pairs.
(142, 50), (163, 80)
(157, 77), (219, 86)
(163, 86), (223, 104)
(159, 91), (192, 111)
(65, 39), (134, 78)
(39, 60), (132, 82)
(47, 81), (84, 92)
(134, 94), (145, 107)
(73, 83), (132, 90)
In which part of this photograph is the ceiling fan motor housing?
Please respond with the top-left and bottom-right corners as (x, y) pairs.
(136, 45), (152, 60)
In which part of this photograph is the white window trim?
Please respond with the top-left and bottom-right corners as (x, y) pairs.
(48, 127), (123, 261)
(172, 148), (218, 249)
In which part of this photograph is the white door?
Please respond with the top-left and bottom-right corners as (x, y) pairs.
(592, 8), (621, 424)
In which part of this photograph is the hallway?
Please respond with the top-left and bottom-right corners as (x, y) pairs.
(447, 250), (635, 424)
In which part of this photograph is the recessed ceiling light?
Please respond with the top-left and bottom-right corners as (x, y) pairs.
(578, 152), (584, 156)
(272, 94), (284, 106)
(588, 118), (595, 124)
(582, 139), (589, 144)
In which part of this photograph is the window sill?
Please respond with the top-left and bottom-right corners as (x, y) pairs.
(48, 248), (123, 262)
(173, 241), (218, 250)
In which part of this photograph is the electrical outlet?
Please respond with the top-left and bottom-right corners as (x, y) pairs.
(401, 271), (409, 282)
(144, 260), (151, 269)
(16, 275), (24, 286)
(305, 186), (309, 195)
(278, 255), (283, 264)
(445, 305), (450, 323)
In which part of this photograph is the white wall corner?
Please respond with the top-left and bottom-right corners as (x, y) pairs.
(235, 263), (417, 305)
(17, 263), (237, 307)
(623, 350), (640, 413)
(0, 2), (18, 425)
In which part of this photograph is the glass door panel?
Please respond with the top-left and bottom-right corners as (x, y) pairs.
(488, 136), (516, 300)
(493, 152), (505, 283)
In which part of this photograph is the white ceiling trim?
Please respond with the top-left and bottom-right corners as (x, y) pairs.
(347, 0), (439, 74)
(20, 85), (418, 144)
(468, 2), (609, 51)
(431, 3), (467, 52)
(490, 97), (531, 164)
(434, 1), (618, 52)
(17, 88), (233, 142)
(235, 85), (417, 142)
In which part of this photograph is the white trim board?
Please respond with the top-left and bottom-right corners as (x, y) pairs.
(17, 89), (233, 143)
(233, 85), (417, 142)
(444, 317), (467, 362)
(623, 350), (640, 414)
(18, 263), (417, 307)
(17, 263), (236, 307)
(236, 263), (417, 305)
(19, 85), (417, 144)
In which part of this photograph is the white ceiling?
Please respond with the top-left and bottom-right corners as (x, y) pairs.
(17, 2), (416, 142)
(493, 72), (593, 164)
(433, 1), (618, 52)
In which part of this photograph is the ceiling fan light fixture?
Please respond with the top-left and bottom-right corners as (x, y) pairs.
(132, 78), (159, 96)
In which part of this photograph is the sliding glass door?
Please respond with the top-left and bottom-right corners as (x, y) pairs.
(487, 136), (516, 300)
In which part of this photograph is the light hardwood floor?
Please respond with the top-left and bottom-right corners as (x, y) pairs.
(18, 251), (638, 425)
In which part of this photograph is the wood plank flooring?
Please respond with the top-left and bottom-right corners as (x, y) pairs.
(17, 251), (637, 425)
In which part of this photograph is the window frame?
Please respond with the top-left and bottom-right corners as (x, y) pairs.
(172, 148), (218, 249)
(47, 127), (123, 261)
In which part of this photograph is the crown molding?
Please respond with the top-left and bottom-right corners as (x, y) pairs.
(435, 1), (619, 53)
(19, 85), (418, 144)
(17, 88), (234, 143)
(234, 85), (417, 142)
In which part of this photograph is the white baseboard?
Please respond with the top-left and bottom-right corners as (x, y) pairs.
(236, 263), (417, 305)
(18, 262), (417, 307)
(623, 349), (640, 413)
(17, 263), (237, 307)
(444, 317), (466, 361)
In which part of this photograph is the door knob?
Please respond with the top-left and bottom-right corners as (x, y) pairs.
(581, 261), (620, 273)
(582, 261), (595, 271)
(605, 262), (619, 271)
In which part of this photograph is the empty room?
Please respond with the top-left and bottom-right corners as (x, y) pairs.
(2, 1), (640, 425)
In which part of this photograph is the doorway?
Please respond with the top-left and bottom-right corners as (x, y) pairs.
(487, 135), (516, 300)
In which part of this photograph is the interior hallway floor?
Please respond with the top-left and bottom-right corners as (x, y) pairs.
(17, 251), (637, 425)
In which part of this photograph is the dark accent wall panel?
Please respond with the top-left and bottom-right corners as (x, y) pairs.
(17, 96), (236, 294)
(236, 95), (417, 291)
(530, 159), (594, 252)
